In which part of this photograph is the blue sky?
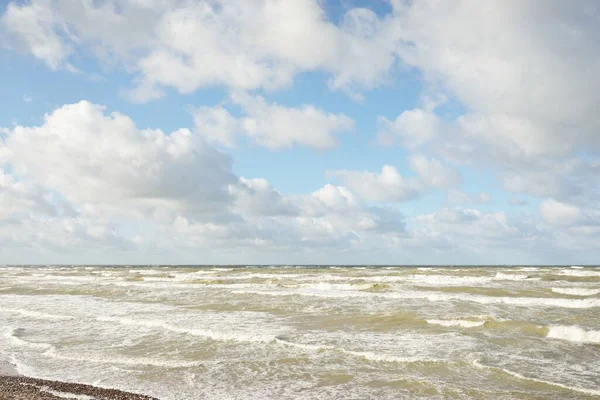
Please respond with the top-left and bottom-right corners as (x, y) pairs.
(0, 0), (598, 264)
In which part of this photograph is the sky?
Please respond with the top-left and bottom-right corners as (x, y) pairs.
(0, 0), (599, 265)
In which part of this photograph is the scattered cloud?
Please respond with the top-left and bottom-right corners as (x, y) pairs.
(193, 92), (354, 150)
(377, 108), (440, 148)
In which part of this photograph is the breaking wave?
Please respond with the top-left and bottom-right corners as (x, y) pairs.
(426, 319), (485, 328)
(551, 287), (600, 296)
(546, 325), (600, 344)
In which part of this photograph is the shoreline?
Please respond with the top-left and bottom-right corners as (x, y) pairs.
(0, 362), (157, 400)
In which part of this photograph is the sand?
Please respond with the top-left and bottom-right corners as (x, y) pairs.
(0, 362), (158, 400)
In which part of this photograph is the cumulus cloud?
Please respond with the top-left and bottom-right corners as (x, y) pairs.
(1, 0), (73, 70)
(328, 156), (459, 202)
(3, 1), (600, 263)
(377, 108), (440, 148)
(0, 101), (409, 260)
(1, 101), (236, 216)
(408, 154), (460, 188)
(0, 169), (74, 221)
(1, 0), (397, 101)
(414, 208), (523, 243)
(539, 199), (585, 226)
(193, 92), (354, 150)
(389, 0), (600, 157)
(328, 165), (421, 203)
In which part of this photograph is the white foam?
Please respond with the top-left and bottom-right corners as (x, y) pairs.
(0, 307), (74, 321)
(97, 316), (273, 344)
(3, 327), (54, 350)
(547, 325), (600, 344)
(551, 288), (600, 296)
(341, 349), (439, 364)
(373, 274), (492, 286)
(426, 319), (485, 328)
(298, 282), (373, 291)
(233, 288), (600, 308)
(100, 316), (440, 366)
(472, 359), (600, 396)
(558, 269), (600, 277)
(571, 266), (584, 269)
(272, 338), (440, 364)
(493, 273), (532, 281)
(42, 347), (204, 369)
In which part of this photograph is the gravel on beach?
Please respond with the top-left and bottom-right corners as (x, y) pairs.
(0, 375), (158, 400)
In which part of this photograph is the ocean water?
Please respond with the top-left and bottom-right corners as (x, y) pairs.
(1, 265), (599, 399)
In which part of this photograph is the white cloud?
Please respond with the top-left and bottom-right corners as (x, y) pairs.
(191, 105), (239, 148)
(328, 155), (459, 203)
(0, 169), (74, 220)
(311, 184), (358, 211)
(328, 165), (421, 203)
(229, 177), (298, 217)
(1, 0), (397, 101)
(414, 208), (522, 243)
(389, 0), (600, 157)
(1, 101), (236, 219)
(192, 93), (354, 150)
(327, 154), (460, 202)
(377, 108), (440, 148)
(1, 0), (73, 70)
(408, 154), (460, 188)
(539, 199), (584, 226)
(0, 101), (409, 259)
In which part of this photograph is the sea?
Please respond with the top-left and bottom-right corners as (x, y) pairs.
(1, 265), (599, 399)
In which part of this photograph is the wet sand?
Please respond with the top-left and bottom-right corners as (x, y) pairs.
(0, 362), (157, 400)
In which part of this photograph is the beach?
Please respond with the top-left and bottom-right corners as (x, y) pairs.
(0, 361), (156, 399)
(1, 265), (599, 399)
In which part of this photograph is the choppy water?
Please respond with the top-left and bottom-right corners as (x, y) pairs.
(1, 265), (599, 399)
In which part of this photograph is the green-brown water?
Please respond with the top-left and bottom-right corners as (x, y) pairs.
(1, 265), (599, 399)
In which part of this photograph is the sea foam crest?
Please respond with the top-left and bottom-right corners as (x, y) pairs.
(97, 316), (273, 344)
(426, 319), (485, 328)
(546, 325), (600, 344)
(493, 273), (533, 281)
(551, 288), (600, 296)
(558, 269), (600, 277)
(2, 327), (54, 350)
(233, 289), (600, 308)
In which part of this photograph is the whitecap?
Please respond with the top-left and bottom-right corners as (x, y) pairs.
(558, 269), (600, 277)
(547, 325), (600, 344)
(426, 319), (485, 328)
(3, 327), (54, 350)
(233, 289), (600, 309)
(97, 316), (273, 344)
(551, 288), (600, 296)
(493, 273), (531, 281)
